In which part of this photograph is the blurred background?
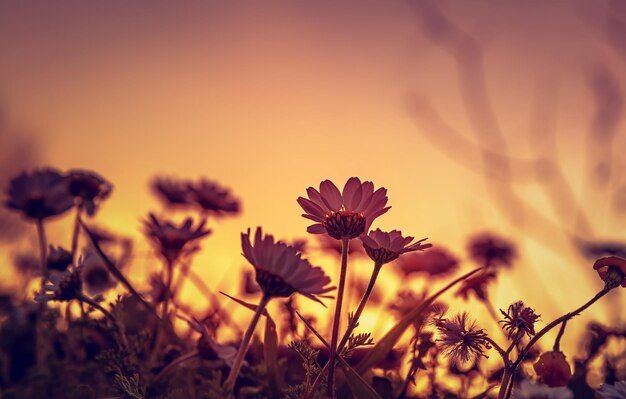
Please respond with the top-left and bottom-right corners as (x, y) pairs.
(0, 0), (625, 372)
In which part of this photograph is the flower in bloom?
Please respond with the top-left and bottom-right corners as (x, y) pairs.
(65, 169), (112, 216)
(151, 176), (192, 207)
(435, 312), (491, 365)
(187, 178), (240, 215)
(597, 381), (626, 399)
(144, 213), (211, 264)
(512, 380), (573, 399)
(467, 233), (516, 268)
(35, 270), (83, 303)
(533, 351), (572, 388)
(298, 177), (390, 240)
(241, 227), (334, 303)
(593, 256), (626, 288)
(359, 228), (431, 265)
(4, 168), (74, 220)
(396, 246), (459, 278)
(455, 270), (498, 301)
(46, 245), (72, 271)
(500, 301), (540, 340)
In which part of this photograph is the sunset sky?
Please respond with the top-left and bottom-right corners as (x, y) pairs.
(1, 1), (625, 355)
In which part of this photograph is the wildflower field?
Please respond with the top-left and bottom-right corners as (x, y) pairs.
(1, 2), (626, 399)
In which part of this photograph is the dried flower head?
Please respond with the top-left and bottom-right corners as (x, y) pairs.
(151, 176), (192, 207)
(4, 168), (74, 220)
(187, 178), (240, 215)
(65, 169), (112, 216)
(46, 245), (72, 271)
(241, 227), (334, 303)
(396, 246), (459, 278)
(593, 256), (626, 288)
(79, 251), (117, 296)
(500, 301), (540, 340)
(533, 351), (572, 388)
(512, 380), (573, 399)
(435, 312), (491, 365)
(144, 213), (211, 264)
(359, 228), (431, 265)
(467, 233), (516, 268)
(597, 381), (626, 399)
(455, 270), (498, 301)
(35, 270), (83, 303)
(298, 177), (390, 240)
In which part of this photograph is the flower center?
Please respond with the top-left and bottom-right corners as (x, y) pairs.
(323, 208), (366, 240)
(255, 269), (295, 298)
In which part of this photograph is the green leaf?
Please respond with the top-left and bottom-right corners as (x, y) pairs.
(354, 267), (484, 374)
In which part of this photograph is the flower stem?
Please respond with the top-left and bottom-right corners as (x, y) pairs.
(553, 320), (567, 352)
(161, 260), (174, 319)
(36, 219), (48, 279)
(70, 206), (82, 264)
(303, 261), (382, 399)
(501, 287), (613, 399)
(224, 295), (270, 392)
(327, 236), (350, 399)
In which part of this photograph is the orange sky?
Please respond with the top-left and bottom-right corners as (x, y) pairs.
(1, 1), (625, 360)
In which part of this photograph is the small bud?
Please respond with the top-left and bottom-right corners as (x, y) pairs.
(533, 351), (572, 387)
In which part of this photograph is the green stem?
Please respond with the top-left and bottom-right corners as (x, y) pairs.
(224, 295), (270, 392)
(327, 236), (350, 399)
(36, 219), (48, 279)
(502, 287), (612, 399)
(70, 206), (82, 264)
(304, 261), (382, 399)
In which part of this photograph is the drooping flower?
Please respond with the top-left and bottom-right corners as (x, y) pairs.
(151, 176), (192, 207)
(298, 177), (390, 240)
(187, 178), (240, 215)
(65, 169), (112, 216)
(467, 233), (516, 268)
(79, 251), (117, 296)
(359, 228), (431, 265)
(144, 213), (211, 264)
(396, 246), (459, 278)
(35, 270), (83, 303)
(46, 245), (72, 271)
(512, 380), (573, 399)
(597, 381), (626, 399)
(533, 351), (572, 388)
(4, 168), (74, 220)
(455, 270), (498, 301)
(593, 256), (626, 288)
(435, 312), (491, 365)
(500, 301), (540, 340)
(241, 227), (334, 303)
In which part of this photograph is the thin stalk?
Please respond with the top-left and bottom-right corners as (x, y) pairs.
(161, 260), (174, 319)
(70, 206), (82, 264)
(224, 295), (270, 391)
(327, 236), (350, 399)
(36, 219), (48, 279)
(501, 287), (612, 399)
(553, 320), (567, 352)
(304, 261), (382, 399)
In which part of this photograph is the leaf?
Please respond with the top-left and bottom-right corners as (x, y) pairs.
(264, 313), (282, 394)
(220, 292), (282, 391)
(354, 267), (484, 374)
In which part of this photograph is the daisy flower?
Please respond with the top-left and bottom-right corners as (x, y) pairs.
(593, 256), (626, 288)
(298, 177), (390, 240)
(187, 178), (240, 215)
(241, 227), (334, 302)
(396, 246), (459, 278)
(359, 228), (431, 265)
(4, 168), (74, 221)
(65, 169), (112, 216)
(144, 213), (211, 264)
(151, 176), (192, 207)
